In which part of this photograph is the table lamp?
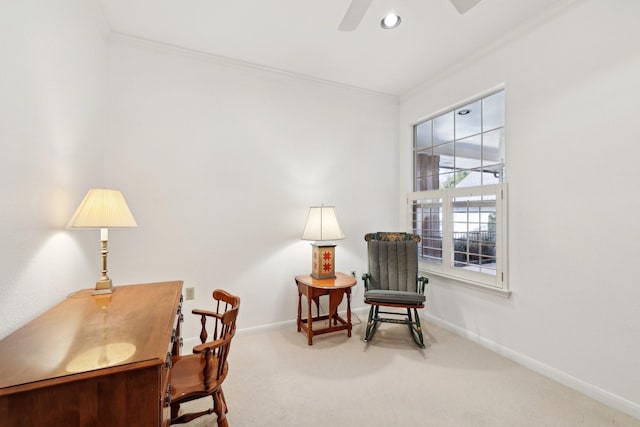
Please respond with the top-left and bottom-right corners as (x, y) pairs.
(301, 205), (344, 279)
(67, 188), (137, 295)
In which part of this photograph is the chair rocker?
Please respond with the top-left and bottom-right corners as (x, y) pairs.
(362, 232), (429, 348)
(169, 289), (240, 426)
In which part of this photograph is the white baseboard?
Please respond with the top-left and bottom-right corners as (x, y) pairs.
(422, 312), (640, 421)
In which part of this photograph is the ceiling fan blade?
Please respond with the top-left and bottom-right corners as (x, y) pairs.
(449, 0), (482, 14)
(338, 0), (373, 32)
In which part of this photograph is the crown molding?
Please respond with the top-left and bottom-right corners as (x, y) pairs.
(108, 32), (398, 103)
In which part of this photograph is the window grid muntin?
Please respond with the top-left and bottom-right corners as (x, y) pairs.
(408, 183), (507, 290)
(413, 90), (504, 192)
(410, 197), (443, 265)
(451, 195), (497, 276)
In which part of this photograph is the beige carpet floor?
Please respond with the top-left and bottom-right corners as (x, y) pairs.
(176, 316), (639, 426)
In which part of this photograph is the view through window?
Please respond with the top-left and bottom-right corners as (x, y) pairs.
(410, 90), (507, 290)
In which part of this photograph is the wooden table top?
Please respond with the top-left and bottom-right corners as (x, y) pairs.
(0, 281), (183, 395)
(295, 272), (357, 289)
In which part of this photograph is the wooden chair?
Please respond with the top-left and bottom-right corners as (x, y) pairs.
(362, 232), (429, 348)
(169, 289), (240, 426)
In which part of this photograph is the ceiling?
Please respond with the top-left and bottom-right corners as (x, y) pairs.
(98, 0), (566, 96)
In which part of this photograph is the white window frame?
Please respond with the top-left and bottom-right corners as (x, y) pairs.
(408, 183), (510, 297)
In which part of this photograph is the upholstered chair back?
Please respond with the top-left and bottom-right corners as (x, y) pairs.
(364, 232), (421, 292)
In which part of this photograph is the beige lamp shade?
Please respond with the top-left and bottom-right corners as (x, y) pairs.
(68, 188), (137, 295)
(67, 189), (137, 229)
(301, 206), (344, 242)
(301, 205), (344, 280)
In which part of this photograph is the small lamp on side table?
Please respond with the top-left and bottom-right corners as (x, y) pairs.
(301, 205), (344, 280)
(67, 188), (137, 295)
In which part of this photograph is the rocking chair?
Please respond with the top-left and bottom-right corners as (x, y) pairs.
(362, 232), (429, 348)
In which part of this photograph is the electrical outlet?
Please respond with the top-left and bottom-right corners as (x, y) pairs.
(185, 287), (195, 300)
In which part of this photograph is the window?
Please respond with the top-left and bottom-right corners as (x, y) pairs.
(409, 90), (509, 295)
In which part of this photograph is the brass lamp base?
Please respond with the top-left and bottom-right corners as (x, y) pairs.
(93, 238), (115, 295)
(93, 277), (115, 295)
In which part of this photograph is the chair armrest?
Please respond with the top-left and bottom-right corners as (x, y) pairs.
(362, 273), (372, 291)
(192, 308), (223, 319)
(417, 276), (429, 294)
(192, 337), (226, 354)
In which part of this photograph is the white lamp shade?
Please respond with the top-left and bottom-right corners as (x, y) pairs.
(301, 206), (344, 241)
(67, 189), (137, 228)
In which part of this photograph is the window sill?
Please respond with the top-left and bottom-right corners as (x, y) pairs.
(419, 268), (512, 298)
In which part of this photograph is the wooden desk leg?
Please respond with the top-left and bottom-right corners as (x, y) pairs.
(346, 287), (352, 337)
(307, 288), (313, 346)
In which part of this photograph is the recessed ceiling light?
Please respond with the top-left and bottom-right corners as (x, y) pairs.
(458, 109), (471, 115)
(380, 13), (401, 30)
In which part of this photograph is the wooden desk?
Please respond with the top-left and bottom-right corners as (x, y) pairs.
(295, 272), (356, 345)
(0, 281), (183, 427)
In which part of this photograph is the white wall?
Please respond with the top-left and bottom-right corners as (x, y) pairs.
(399, 0), (640, 417)
(4, 0), (636, 419)
(104, 36), (399, 341)
(0, 0), (108, 339)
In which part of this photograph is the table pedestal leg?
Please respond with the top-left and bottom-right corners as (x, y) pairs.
(346, 288), (352, 337)
(297, 288), (302, 332)
(307, 290), (313, 346)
